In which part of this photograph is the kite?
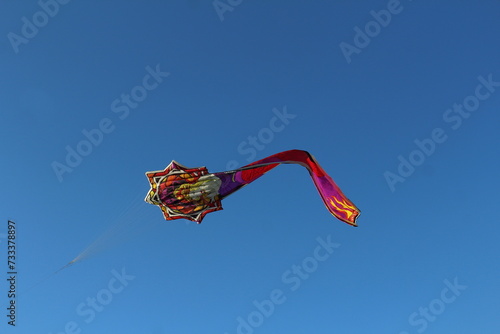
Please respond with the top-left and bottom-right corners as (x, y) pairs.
(144, 150), (360, 226)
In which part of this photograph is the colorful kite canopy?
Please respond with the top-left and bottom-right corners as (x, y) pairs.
(144, 150), (360, 226)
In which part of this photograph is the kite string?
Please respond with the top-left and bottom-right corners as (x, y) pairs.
(71, 193), (146, 263)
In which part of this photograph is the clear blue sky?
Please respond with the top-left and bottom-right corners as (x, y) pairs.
(1, 1), (499, 333)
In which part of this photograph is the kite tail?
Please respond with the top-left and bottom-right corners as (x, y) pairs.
(215, 150), (360, 226)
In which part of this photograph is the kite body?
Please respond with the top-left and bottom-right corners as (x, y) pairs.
(145, 150), (360, 226)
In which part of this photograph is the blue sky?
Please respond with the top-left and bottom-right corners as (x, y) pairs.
(1, 1), (499, 333)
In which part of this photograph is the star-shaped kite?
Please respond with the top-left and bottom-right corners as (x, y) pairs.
(145, 150), (360, 226)
(145, 161), (223, 222)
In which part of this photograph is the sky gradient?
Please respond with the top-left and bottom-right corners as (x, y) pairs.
(1, 1), (499, 333)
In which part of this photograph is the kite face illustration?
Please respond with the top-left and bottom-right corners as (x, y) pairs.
(145, 150), (360, 226)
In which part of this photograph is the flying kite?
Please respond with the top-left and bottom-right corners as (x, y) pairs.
(144, 150), (360, 226)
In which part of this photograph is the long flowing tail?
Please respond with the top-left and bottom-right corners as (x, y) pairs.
(214, 150), (360, 226)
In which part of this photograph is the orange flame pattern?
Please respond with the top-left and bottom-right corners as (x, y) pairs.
(328, 196), (359, 226)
